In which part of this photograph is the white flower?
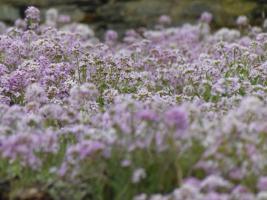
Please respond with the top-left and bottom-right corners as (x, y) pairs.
(133, 193), (147, 200)
(173, 185), (202, 200)
(200, 175), (232, 191)
(236, 16), (248, 26)
(257, 191), (267, 200)
(132, 168), (146, 184)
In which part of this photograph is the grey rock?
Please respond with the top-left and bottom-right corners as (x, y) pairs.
(0, 0), (99, 6)
(0, 4), (19, 22)
(51, 5), (85, 22)
(0, 0), (264, 36)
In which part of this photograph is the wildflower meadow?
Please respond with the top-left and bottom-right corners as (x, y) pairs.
(1, 6), (267, 200)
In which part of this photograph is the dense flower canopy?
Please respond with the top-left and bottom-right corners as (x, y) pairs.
(1, 6), (267, 200)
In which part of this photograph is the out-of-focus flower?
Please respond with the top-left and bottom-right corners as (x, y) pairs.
(137, 109), (158, 121)
(200, 12), (213, 24)
(25, 83), (48, 104)
(133, 194), (147, 200)
(236, 16), (248, 26)
(200, 175), (232, 191)
(165, 107), (188, 131)
(66, 140), (105, 163)
(158, 15), (172, 26)
(257, 191), (267, 200)
(258, 177), (267, 191)
(263, 19), (267, 29)
(25, 6), (40, 22)
(105, 30), (118, 44)
(58, 15), (71, 24)
(45, 8), (58, 27)
(25, 6), (40, 29)
(132, 168), (146, 184)
(15, 19), (27, 30)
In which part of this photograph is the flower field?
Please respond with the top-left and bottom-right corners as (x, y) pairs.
(1, 6), (267, 200)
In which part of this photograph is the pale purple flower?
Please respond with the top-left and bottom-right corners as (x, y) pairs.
(0, 64), (8, 76)
(25, 83), (48, 104)
(15, 19), (27, 30)
(58, 162), (68, 177)
(25, 6), (40, 29)
(25, 6), (40, 22)
(105, 30), (118, 43)
(232, 185), (249, 194)
(236, 16), (248, 26)
(172, 184), (201, 200)
(137, 109), (158, 121)
(66, 140), (105, 163)
(58, 15), (71, 24)
(258, 177), (267, 191)
(229, 168), (244, 180)
(183, 177), (201, 189)
(40, 104), (65, 120)
(121, 159), (131, 167)
(158, 15), (172, 25)
(0, 133), (41, 169)
(69, 83), (98, 102)
(200, 12), (213, 24)
(0, 95), (10, 105)
(205, 192), (229, 200)
(200, 175), (232, 191)
(165, 107), (188, 131)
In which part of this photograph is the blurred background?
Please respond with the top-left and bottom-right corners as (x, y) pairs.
(0, 0), (267, 35)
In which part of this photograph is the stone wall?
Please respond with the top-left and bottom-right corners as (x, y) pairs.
(0, 0), (266, 33)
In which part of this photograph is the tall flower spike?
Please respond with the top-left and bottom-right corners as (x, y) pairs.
(25, 6), (40, 29)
